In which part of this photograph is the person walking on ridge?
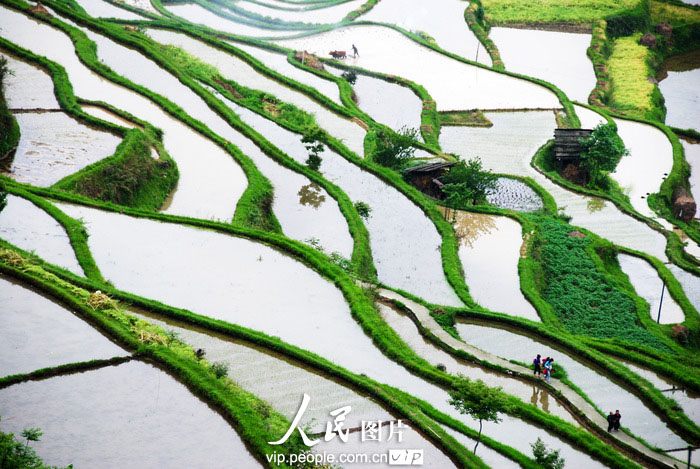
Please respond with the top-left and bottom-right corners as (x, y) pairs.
(607, 411), (615, 432)
(613, 410), (622, 431)
(352, 44), (359, 58)
(533, 354), (542, 377)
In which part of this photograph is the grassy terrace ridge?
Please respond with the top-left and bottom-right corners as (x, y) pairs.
(0, 56), (19, 162)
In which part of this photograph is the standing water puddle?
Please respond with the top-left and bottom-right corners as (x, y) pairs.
(0, 360), (259, 468)
(359, 0), (490, 65)
(617, 253), (685, 324)
(441, 209), (539, 321)
(0, 194), (82, 275)
(277, 24), (560, 110)
(0, 276), (127, 377)
(456, 322), (688, 449)
(491, 27), (596, 103)
(0, 7), (246, 220)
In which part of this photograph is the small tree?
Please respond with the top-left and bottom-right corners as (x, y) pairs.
(373, 126), (418, 169)
(448, 378), (507, 453)
(20, 428), (42, 447)
(531, 438), (566, 469)
(441, 158), (498, 207)
(341, 70), (357, 85)
(210, 361), (229, 379)
(578, 123), (628, 186)
(354, 201), (372, 219)
(302, 131), (325, 171)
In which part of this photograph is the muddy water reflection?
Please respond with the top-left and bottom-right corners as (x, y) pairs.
(442, 209), (539, 320)
(0, 194), (82, 275)
(7, 112), (120, 186)
(0, 7), (245, 220)
(456, 323), (688, 449)
(0, 276), (127, 377)
(0, 360), (258, 468)
(618, 253), (685, 324)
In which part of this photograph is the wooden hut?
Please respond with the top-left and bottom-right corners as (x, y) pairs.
(553, 128), (593, 169)
(403, 161), (454, 199)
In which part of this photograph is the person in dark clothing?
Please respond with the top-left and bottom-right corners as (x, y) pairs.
(533, 354), (542, 377)
(613, 410), (622, 431)
(352, 44), (359, 58)
(607, 412), (615, 432)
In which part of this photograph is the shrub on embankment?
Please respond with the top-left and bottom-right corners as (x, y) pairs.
(0, 56), (20, 162)
(53, 129), (178, 210)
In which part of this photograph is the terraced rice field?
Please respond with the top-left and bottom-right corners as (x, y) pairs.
(0, 1), (698, 468)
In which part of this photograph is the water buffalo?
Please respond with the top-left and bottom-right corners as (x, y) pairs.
(329, 50), (347, 59)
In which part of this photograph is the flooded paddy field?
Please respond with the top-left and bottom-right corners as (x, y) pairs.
(443, 209), (539, 320)
(73, 0), (147, 20)
(491, 27), (596, 102)
(164, 3), (306, 38)
(358, 0), (489, 65)
(658, 50), (700, 132)
(0, 194), (82, 275)
(7, 111), (121, 186)
(0, 360), (257, 468)
(0, 276), (127, 377)
(2, 1), (699, 467)
(277, 24), (561, 110)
